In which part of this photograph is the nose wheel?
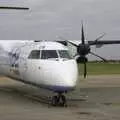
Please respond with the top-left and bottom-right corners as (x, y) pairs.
(51, 93), (67, 107)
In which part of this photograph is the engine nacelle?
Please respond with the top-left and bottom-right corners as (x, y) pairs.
(76, 56), (88, 63)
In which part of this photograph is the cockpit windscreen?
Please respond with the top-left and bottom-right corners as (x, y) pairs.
(28, 50), (73, 60)
(28, 50), (40, 59)
(41, 50), (58, 59)
(41, 50), (73, 59)
(58, 50), (72, 59)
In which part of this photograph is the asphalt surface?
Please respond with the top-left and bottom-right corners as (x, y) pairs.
(0, 75), (120, 120)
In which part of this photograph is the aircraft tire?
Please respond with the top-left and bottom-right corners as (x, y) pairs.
(51, 95), (58, 106)
(60, 95), (67, 107)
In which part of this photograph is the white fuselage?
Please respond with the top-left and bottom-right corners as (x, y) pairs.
(0, 41), (79, 93)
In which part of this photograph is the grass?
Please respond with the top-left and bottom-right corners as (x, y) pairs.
(78, 62), (120, 75)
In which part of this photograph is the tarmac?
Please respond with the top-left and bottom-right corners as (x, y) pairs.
(0, 75), (120, 120)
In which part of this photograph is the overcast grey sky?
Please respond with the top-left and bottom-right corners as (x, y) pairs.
(0, 0), (120, 60)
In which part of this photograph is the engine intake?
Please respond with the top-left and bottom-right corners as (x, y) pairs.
(76, 56), (88, 63)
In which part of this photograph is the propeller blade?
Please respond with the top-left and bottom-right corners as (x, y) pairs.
(84, 62), (87, 78)
(81, 21), (85, 44)
(0, 6), (29, 10)
(90, 52), (107, 62)
(89, 33), (106, 45)
(84, 61), (87, 78)
(94, 33), (106, 41)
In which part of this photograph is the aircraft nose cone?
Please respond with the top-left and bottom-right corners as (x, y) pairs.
(39, 60), (78, 92)
(55, 60), (78, 87)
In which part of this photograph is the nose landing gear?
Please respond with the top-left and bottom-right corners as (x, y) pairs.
(51, 93), (67, 107)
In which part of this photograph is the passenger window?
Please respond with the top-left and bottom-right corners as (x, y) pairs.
(28, 50), (40, 59)
(41, 50), (58, 59)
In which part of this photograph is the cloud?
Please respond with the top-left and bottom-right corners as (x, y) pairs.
(0, 0), (120, 59)
(0, 0), (120, 40)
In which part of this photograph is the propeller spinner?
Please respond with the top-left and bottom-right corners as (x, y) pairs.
(76, 22), (107, 78)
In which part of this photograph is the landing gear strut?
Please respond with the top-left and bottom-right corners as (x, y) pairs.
(51, 93), (67, 107)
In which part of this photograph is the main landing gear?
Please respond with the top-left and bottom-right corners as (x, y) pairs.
(51, 93), (67, 107)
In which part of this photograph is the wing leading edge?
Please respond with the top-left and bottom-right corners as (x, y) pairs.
(88, 40), (120, 45)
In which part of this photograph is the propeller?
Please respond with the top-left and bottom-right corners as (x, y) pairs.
(0, 6), (29, 10)
(56, 22), (107, 78)
(75, 22), (107, 78)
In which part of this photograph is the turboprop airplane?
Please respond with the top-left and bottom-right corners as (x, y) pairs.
(1, 25), (120, 107)
(1, 6), (120, 107)
(0, 40), (79, 106)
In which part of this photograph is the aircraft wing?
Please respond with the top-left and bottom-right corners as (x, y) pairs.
(62, 40), (120, 47)
(88, 40), (120, 45)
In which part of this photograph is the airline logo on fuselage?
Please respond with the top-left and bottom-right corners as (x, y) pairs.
(9, 47), (21, 75)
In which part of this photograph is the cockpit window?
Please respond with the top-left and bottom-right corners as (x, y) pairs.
(41, 50), (58, 59)
(28, 50), (40, 59)
(58, 50), (73, 59)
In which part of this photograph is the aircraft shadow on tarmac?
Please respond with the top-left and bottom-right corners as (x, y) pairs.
(0, 85), (88, 107)
(1, 85), (120, 108)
